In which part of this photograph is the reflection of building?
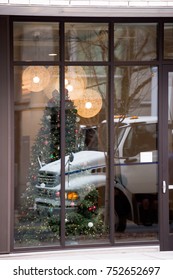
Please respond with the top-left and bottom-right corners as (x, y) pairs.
(1, 2), (173, 254)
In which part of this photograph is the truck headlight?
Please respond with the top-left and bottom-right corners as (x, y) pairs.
(67, 192), (79, 200)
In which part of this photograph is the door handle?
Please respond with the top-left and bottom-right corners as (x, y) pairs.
(162, 180), (167, 194)
(168, 185), (173, 190)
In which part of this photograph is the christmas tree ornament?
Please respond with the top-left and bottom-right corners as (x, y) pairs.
(46, 115), (51, 120)
(70, 202), (75, 207)
(88, 222), (94, 228)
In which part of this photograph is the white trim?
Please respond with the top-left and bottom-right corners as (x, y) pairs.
(0, 5), (173, 16)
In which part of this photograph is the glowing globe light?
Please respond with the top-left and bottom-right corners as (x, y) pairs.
(85, 101), (92, 109)
(74, 89), (102, 118)
(33, 76), (40, 84)
(66, 84), (74, 92)
(22, 66), (50, 93)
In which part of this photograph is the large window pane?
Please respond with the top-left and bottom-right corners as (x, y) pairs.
(113, 66), (158, 241)
(114, 23), (157, 61)
(14, 66), (61, 247)
(65, 23), (108, 61)
(164, 23), (173, 59)
(63, 66), (110, 245)
(13, 22), (59, 61)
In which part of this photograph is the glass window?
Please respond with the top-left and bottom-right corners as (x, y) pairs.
(14, 63), (110, 247)
(13, 22), (59, 61)
(164, 23), (173, 59)
(13, 19), (161, 249)
(65, 23), (108, 61)
(114, 66), (158, 116)
(64, 65), (109, 245)
(114, 23), (157, 61)
(14, 66), (61, 247)
(123, 124), (157, 158)
(113, 66), (158, 240)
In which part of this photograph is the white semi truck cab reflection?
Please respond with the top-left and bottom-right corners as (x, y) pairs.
(35, 116), (158, 231)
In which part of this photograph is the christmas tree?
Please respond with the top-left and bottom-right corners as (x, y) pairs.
(17, 90), (107, 240)
(28, 89), (82, 185)
(21, 89), (83, 213)
(48, 189), (107, 238)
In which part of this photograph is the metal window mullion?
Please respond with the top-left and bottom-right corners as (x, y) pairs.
(109, 21), (115, 245)
(60, 22), (66, 248)
(157, 20), (164, 249)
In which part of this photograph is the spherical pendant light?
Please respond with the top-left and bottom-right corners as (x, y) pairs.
(44, 66), (60, 99)
(65, 75), (85, 100)
(22, 66), (50, 93)
(44, 65), (87, 101)
(74, 89), (103, 118)
(66, 66), (87, 88)
(65, 66), (86, 100)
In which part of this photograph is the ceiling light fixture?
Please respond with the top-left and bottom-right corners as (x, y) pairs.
(74, 89), (102, 118)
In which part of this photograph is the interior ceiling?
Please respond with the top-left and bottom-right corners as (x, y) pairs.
(0, 4), (173, 17)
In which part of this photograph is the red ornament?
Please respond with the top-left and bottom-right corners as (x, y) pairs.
(88, 205), (97, 212)
(55, 191), (60, 197)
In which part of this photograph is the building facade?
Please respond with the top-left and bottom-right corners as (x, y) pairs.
(0, 1), (173, 254)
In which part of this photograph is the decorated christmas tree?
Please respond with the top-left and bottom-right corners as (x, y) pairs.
(28, 89), (82, 185)
(18, 90), (106, 240)
(48, 188), (107, 238)
(21, 89), (83, 212)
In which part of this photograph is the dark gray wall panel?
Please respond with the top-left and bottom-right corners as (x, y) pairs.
(0, 16), (11, 254)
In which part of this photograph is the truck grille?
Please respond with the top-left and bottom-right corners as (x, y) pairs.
(36, 202), (54, 208)
(35, 188), (55, 198)
(38, 171), (59, 188)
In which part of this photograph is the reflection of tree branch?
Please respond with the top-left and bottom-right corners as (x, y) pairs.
(135, 33), (149, 59)
(114, 64), (152, 116)
(127, 76), (152, 109)
(86, 81), (106, 89)
(132, 66), (151, 73)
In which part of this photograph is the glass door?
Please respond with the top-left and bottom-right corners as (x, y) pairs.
(161, 66), (173, 250)
(112, 22), (159, 243)
(113, 65), (159, 242)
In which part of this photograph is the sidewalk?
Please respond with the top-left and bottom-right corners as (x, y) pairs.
(0, 245), (173, 260)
